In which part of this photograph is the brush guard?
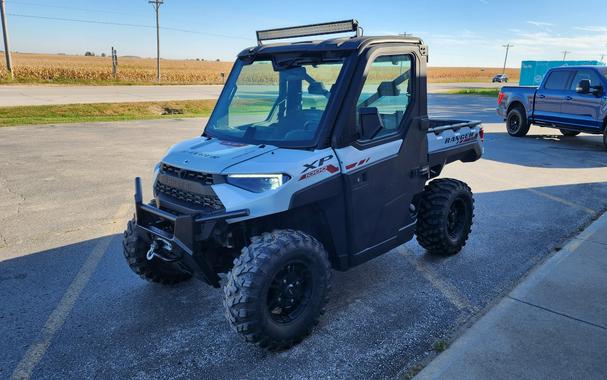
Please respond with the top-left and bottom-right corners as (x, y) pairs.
(133, 177), (249, 287)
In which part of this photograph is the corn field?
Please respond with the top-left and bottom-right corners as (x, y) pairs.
(428, 67), (520, 83)
(0, 52), (519, 84)
(0, 52), (234, 84)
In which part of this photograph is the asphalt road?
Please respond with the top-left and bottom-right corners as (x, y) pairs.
(1, 97), (606, 379)
(0, 82), (506, 107)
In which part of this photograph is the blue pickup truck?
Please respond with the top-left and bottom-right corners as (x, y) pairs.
(497, 66), (607, 149)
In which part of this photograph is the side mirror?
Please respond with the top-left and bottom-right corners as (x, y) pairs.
(592, 85), (604, 97)
(359, 107), (383, 140)
(576, 79), (591, 94)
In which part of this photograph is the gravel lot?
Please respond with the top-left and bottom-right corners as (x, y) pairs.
(1, 95), (606, 379)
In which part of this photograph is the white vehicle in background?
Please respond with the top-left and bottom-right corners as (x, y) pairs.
(123, 20), (484, 350)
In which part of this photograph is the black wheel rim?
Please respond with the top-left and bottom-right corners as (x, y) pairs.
(447, 198), (468, 240)
(267, 261), (313, 324)
(507, 113), (520, 134)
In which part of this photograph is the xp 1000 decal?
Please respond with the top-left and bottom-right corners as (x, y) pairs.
(299, 155), (339, 180)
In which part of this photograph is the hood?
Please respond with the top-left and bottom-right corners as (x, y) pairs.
(161, 137), (279, 174)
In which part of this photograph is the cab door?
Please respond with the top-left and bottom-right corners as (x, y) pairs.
(560, 69), (605, 130)
(333, 47), (429, 266)
(534, 69), (573, 124)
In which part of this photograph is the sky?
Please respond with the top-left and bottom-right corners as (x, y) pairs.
(3, 0), (607, 67)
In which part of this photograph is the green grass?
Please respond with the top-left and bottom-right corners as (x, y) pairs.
(0, 100), (217, 127)
(433, 340), (449, 353)
(446, 88), (500, 97)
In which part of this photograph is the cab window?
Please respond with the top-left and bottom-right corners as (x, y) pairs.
(355, 54), (413, 139)
(569, 70), (602, 91)
(544, 70), (572, 90)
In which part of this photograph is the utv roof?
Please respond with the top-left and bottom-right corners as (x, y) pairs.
(238, 20), (423, 58)
(238, 36), (424, 58)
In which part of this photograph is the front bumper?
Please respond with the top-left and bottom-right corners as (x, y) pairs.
(133, 177), (249, 287)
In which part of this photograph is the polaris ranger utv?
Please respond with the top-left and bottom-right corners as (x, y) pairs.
(124, 20), (483, 350)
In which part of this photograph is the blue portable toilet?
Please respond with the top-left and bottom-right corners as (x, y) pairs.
(519, 60), (606, 86)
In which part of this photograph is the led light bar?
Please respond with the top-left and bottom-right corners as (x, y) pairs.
(256, 19), (360, 45)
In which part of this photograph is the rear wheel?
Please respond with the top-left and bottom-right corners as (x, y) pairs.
(122, 218), (192, 285)
(223, 230), (331, 350)
(560, 129), (580, 137)
(416, 179), (474, 256)
(506, 106), (530, 137)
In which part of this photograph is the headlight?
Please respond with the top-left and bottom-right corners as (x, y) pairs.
(226, 174), (291, 193)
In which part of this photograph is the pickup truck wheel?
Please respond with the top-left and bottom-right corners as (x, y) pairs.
(506, 107), (530, 137)
(416, 179), (474, 256)
(560, 129), (580, 137)
(122, 218), (193, 285)
(223, 230), (331, 351)
(603, 127), (607, 149)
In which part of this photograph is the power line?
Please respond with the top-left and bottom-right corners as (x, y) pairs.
(8, 0), (132, 16)
(6, 12), (252, 41)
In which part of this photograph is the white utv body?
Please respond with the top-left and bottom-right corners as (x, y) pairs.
(124, 20), (483, 350)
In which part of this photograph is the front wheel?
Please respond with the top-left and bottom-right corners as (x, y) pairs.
(506, 106), (530, 137)
(223, 230), (331, 350)
(416, 179), (474, 256)
(560, 129), (580, 137)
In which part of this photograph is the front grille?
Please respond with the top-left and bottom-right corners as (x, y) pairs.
(155, 182), (224, 211)
(160, 163), (214, 185)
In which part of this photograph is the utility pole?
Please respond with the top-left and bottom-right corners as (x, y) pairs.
(149, 0), (163, 82)
(111, 47), (118, 80)
(502, 43), (513, 75)
(0, 0), (13, 79)
(561, 50), (570, 61)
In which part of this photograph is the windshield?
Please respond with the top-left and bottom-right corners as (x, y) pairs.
(204, 57), (347, 147)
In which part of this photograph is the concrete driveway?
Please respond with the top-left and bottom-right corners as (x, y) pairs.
(1, 99), (606, 379)
(0, 85), (224, 107)
(0, 83), (505, 107)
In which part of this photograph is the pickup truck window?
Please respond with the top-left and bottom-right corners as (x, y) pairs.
(544, 70), (572, 90)
(569, 70), (602, 90)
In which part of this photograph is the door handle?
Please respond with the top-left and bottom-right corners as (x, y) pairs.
(565, 96), (573, 101)
(537, 94), (546, 99)
(352, 172), (367, 188)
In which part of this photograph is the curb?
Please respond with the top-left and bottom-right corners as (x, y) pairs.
(412, 209), (607, 379)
